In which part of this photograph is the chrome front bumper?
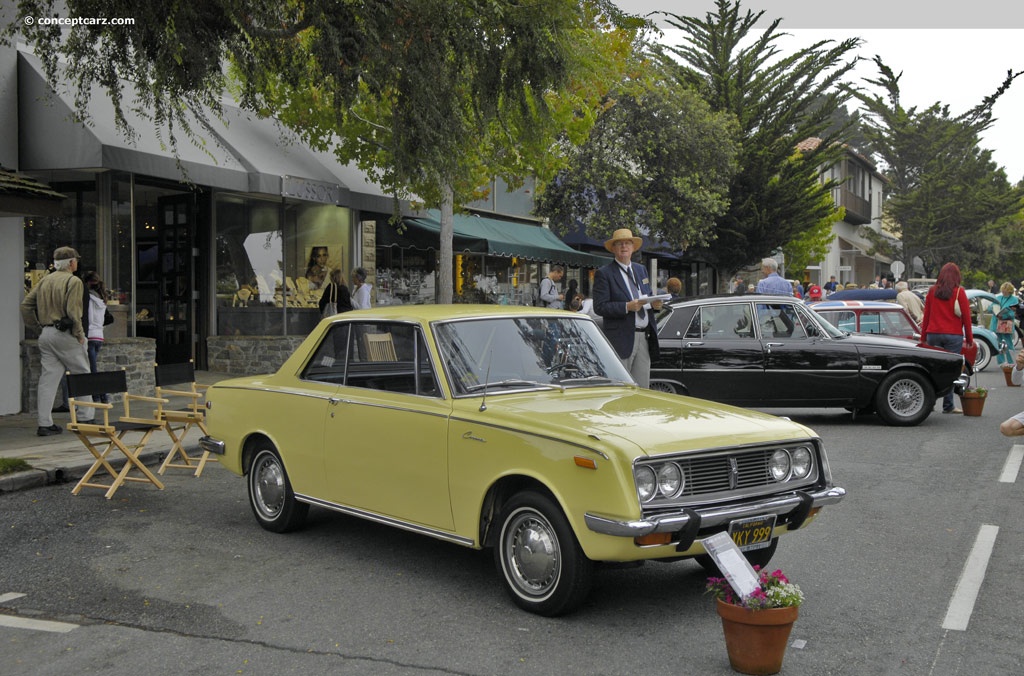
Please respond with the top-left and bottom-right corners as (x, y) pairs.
(584, 486), (846, 538)
(199, 435), (226, 456)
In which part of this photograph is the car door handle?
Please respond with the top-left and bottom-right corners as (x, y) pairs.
(765, 342), (784, 349)
(685, 341), (705, 347)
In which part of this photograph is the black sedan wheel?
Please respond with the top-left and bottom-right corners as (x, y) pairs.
(247, 446), (309, 533)
(649, 380), (680, 394)
(495, 492), (593, 616)
(874, 371), (935, 426)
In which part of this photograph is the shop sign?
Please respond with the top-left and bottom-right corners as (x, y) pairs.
(282, 176), (342, 205)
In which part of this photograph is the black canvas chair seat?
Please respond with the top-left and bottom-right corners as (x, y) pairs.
(65, 370), (169, 499)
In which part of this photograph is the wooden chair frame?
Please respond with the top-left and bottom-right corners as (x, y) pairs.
(363, 332), (398, 362)
(153, 361), (216, 477)
(66, 370), (168, 499)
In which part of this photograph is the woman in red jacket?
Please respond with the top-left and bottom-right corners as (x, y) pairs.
(921, 262), (974, 414)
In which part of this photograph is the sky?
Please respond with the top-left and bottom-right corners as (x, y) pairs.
(618, 1), (1024, 182)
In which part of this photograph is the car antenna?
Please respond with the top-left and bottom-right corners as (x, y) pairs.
(479, 353), (492, 412)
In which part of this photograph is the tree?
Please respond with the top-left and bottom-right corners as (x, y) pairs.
(7, 0), (642, 303)
(653, 0), (861, 275)
(535, 77), (740, 251)
(851, 57), (1024, 276)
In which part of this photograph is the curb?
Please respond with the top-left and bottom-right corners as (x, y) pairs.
(0, 450), (167, 494)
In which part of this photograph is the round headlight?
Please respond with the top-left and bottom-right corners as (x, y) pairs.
(635, 466), (657, 502)
(657, 462), (684, 499)
(790, 446), (812, 478)
(769, 449), (791, 481)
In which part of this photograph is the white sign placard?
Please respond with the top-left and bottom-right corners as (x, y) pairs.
(700, 532), (760, 599)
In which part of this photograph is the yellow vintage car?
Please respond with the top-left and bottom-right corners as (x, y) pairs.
(200, 305), (845, 616)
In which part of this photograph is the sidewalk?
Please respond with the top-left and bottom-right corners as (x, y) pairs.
(0, 371), (232, 493)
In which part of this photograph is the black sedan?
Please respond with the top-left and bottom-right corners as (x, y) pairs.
(650, 295), (966, 426)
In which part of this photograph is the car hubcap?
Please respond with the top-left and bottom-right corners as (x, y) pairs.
(506, 511), (560, 597)
(888, 379), (924, 417)
(254, 455), (285, 517)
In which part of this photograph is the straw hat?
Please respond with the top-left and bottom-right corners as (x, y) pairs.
(604, 228), (643, 252)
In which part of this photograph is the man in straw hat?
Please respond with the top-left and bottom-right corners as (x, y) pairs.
(592, 228), (663, 387)
(21, 246), (95, 435)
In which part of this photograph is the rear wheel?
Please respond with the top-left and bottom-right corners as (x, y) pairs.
(247, 446), (309, 533)
(649, 380), (680, 394)
(874, 370), (935, 426)
(494, 492), (593, 616)
(974, 339), (992, 371)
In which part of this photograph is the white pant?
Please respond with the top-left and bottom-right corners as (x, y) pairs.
(37, 327), (94, 426)
(621, 331), (651, 389)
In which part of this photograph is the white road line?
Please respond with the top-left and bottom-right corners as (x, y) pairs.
(942, 524), (999, 631)
(0, 593), (26, 603)
(999, 445), (1024, 483)
(0, 615), (78, 633)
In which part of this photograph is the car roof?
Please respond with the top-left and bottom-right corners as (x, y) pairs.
(822, 288), (897, 301)
(668, 294), (796, 306)
(810, 300), (907, 310)
(325, 304), (584, 323)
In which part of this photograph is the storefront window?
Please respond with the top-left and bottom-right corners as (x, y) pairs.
(215, 195), (352, 336)
(23, 180), (97, 297)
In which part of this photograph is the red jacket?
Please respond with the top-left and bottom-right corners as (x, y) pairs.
(921, 286), (974, 342)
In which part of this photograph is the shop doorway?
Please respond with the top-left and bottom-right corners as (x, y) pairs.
(137, 194), (195, 364)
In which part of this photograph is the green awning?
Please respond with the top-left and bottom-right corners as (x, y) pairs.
(402, 212), (610, 268)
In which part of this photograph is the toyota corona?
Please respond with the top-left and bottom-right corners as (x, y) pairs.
(200, 305), (845, 616)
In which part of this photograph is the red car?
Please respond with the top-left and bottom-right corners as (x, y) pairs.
(809, 300), (921, 341)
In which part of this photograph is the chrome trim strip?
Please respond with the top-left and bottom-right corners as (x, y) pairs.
(447, 416), (610, 460)
(584, 486), (846, 537)
(296, 494), (476, 547)
(199, 435), (226, 455)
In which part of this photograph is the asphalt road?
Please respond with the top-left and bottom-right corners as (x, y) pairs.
(1, 366), (1022, 675)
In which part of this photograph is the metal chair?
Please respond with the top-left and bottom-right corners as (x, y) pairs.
(65, 370), (168, 499)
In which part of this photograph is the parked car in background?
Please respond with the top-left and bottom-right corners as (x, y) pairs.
(814, 287), (1000, 371)
(809, 300), (920, 341)
(651, 295), (967, 427)
(200, 305), (845, 616)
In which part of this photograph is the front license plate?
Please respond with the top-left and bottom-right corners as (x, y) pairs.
(728, 514), (776, 551)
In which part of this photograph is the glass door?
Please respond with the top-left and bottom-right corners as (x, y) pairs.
(155, 195), (195, 363)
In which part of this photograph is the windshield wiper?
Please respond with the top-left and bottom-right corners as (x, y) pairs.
(465, 379), (564, 393)
(557, 375), (626, 386)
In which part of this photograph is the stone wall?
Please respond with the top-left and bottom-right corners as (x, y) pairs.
(206, 336), (304, 375)
(21, 338), (156, 413)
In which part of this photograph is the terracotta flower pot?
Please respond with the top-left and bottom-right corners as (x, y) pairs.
(716, 598), (798, 675)
(959, 391), (986, 417)
(1003, 364), (1020, 387)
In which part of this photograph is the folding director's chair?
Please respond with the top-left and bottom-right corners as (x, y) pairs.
(153, 361), (216, 477)
(65, 370), (168, 499)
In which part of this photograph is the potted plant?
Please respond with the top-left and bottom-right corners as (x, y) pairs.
(959, 384), (988, 417)
(707, 567), (803, 675)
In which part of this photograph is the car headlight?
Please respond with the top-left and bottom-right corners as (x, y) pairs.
(657, 462), (684, 499)
(769, 449), (791, 481)
(790, 446), (812, 478)
(635, 466), (657, 502)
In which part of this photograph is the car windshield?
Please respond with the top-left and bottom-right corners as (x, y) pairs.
(434, 316), (633, 396)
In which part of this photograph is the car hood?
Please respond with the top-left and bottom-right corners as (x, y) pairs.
(474, 388), (815, 458)
(833, 332), (935, 352)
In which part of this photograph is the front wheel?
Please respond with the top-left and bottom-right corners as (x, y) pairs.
(247, 446), (309, 533)
(494, 492), (593, 616)
(874, 371), (935, 426)
(649, 380), (680, 394)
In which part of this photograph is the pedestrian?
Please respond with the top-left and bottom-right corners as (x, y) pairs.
(539, 265), (565, 309)
(920, 262), (974, 414)
(592, 228), (662, 388)
(731, 277), (745, 294)
(755, 258), (792, 295)
(806, 284), (823, 302)
(319, 269), (353, 318)
(895, 281), (924, 324)
(666, 277), (683, 299)
(351, 267), (372, 309)
(564, 277), (579, 310)
(823, 275), (838, 293)
(20, 246), (94, 435)
(82, 270), (112, 403)
(989, 281), (1019, 366)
